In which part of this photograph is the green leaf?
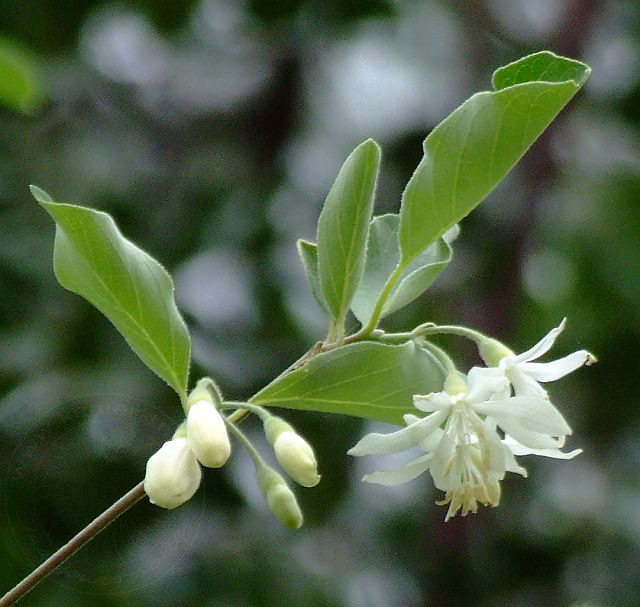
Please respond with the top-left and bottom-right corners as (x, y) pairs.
(399, 51), (590, 262)
(34, 188), (191, 399)
(492, 50), (590, 90)
(351, 214), (452, 325)
(317, 139), (381, 331)
(251, 341), (445, 425)
(0, 37), (45, 114)
(296, 239), (329, 313)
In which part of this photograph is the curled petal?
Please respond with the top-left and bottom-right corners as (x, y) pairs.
(428, 434), (457, 491)
(403, 414), (421, 425)
(403, 413), (444, 452)
(466, 366), (510, 403)
(498, 439), (528, 477)
(413, 391), (454, 413)
(507, 318), (566, 365)
(362, 454), (433, 486)
(519, 350), (594, 382)
(348, 410), (447, 456)
(503, 435), (582, 459)
(473, 396), (572, 437)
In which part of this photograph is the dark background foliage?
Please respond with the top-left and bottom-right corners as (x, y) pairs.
(1, 1), (638, 605)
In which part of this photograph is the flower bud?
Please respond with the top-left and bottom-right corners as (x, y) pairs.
(263, 417), (320, 487)
(186, 400), (231, 468)
(257, 466), (303, 529)
(273, 432), (320, 487)
(144, 438), (201, 509)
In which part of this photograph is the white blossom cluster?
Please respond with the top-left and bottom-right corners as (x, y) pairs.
(349, 320), (595, 521)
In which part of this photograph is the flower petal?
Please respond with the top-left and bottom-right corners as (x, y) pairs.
(508, 319), (566, 364)
(495, 422), (560, 449)
(428, 434), (456, 491)
(466, 367), (510, 403)
(507, 367), (547, 397)
(347, 410), (447, 456)
(480, 418), (511, 481)
(474, 396), (572, 436)
(503, 435), (582, 459)
(403, 413), (445, 451)
(501, 442), (528, 477)
(518, 350), (594, 382)
(413, 391), (454, 413)
(362, 454), (432, 486)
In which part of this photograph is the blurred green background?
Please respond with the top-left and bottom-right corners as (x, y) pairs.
(0, 0), (638, 605)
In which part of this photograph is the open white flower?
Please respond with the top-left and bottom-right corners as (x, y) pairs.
(348, 367), (580, 521)
(482, 319), (596, 397)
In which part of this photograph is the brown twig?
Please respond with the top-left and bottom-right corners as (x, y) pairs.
(0, 482), (146, 607)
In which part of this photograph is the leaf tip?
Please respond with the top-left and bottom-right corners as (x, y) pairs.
(360, 138), (382, 156)
(29, 184), (53, 204)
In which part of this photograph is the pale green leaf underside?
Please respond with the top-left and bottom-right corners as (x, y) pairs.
(399, 51), (590, 262)
(251, 341), (446, 425)
(492, 50), (590, 90)
(297, 238), (329, 313)
(351, 214), (452, 325)
(317, 139), (381, 324)
(37, 194), (191, 398)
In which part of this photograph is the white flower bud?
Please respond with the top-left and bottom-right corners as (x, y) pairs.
(186, 400), (231, 468)
(144, 438), (201, 509)
(257, 466), (303, 529)
(273, 431), (320, 487)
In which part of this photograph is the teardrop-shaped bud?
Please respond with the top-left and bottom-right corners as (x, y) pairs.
(263, 416), (320, 487)
(144, 438), (201, 509)
(273, 431), (320, 487)
(257, 466), (303, 529)
(186, 400), (231, 468)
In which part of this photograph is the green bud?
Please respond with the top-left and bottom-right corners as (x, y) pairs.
(443, 370), (467, 395)
(478, 338), (514, 367)
(187, 377), (223, 410)
(263, 416), (294, 445)
(257, 465), (303, 529)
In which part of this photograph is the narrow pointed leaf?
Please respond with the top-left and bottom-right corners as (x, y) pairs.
(296, 239), (329, 313)
(251, 341), (445, 425)
(36, 191), (191, 398)
(317, 139), (381, 327)
(399, 51), (590, 262)
(351, 214), (452, 325)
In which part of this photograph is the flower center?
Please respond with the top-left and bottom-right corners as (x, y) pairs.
(434, 402), (501, 521)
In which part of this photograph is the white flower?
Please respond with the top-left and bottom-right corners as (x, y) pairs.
(484, 319), (596, 397)
(273, 431), (321, 487)
(144, 438), (202, 509)
(186, 400), (231, 468)
(348, 367), (580, 521)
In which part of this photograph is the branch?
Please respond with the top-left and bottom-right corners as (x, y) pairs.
(0, 481), (146, 606)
